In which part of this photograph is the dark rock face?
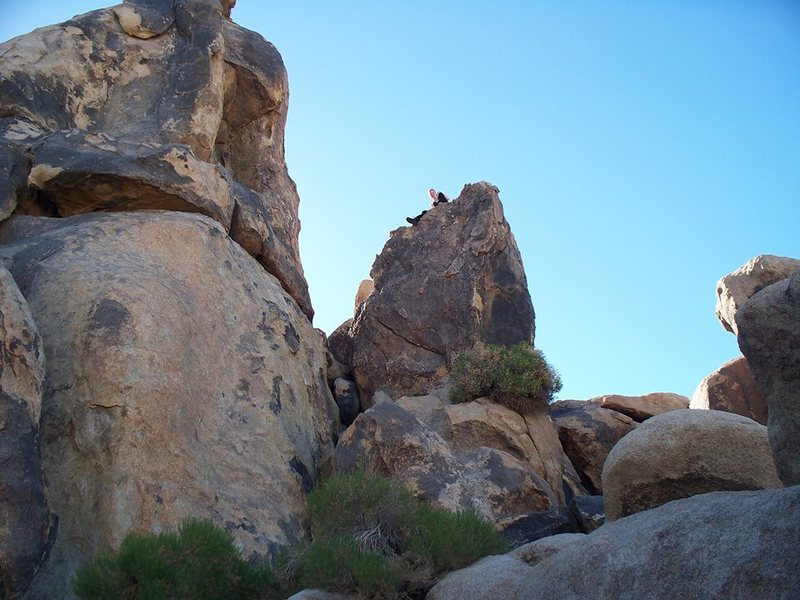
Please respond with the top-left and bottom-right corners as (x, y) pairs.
(0, 0), (312, 319)
(332, 377), (360, 427)
(514, 486), (800, 600)
(0, 266), (54, 600)
(736, 271), (800, 486)
(691, 356), (768, 425)
(569, 495), (605, 533)
(499, 508), (581, 548)
(350, 182), (535, 402)
(548, 400), (637, 494)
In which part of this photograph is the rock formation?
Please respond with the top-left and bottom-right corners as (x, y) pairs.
(0, 211), (339, 598)
(514, 486), (800, 599)
(0, 266), (54, 598)
(548, 400), (638, 494)
(737, 269), (800, 486)
(594, 392), (688, 422)
(0, 2), (339, 597)
(334, 400), (558, 529)
(715, 254), (800, 335)
(347, 182), (535, 403)
(690, 356), (767, 424)
(426, 555), (534, 600)
(0, 0), (311, 319)
(601, 409), (781, 521)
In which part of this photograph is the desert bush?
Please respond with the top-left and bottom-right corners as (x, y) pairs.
(450, 342), (562, 412)
(295, 536), (401, 597)
(73, 518), (280, 600)
(287, 469), (507, 598)
(409, 505), (508, 572)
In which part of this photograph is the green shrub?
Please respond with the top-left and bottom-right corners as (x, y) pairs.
(296, 536), (401, 596)
(287, 469), (507, 598)
(450, 342), (562, 412)
(409, 505), (508, 571)
(306, 467), (417, 546)
(73, 518), (280, 600)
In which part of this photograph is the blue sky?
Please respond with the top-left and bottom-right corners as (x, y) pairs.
(3, 1), (799, 401)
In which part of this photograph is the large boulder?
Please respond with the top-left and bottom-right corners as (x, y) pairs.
(0, 211), (339, 598)
(690, 356), (767, 424)
(398, 395), (570, 504)
(602, 409), (781, 521)
(426, 555), (534, 600)
(0, 0), (312, 318)
(737, 270), (800, 486)
(715, 255), (800, 335)
(548, 400), (637, 494)
(334, 401), (557, 527)
(594, 392), (688, 422)
(350, 182), (535, 402)
(0, 266), (54, 599)
(514, 486), (800, 599)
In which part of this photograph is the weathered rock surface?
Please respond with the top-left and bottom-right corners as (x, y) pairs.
(602, 409), (781, 521)
(510, 533), (585, 566)
(350, 182), (535, 402)
(397, 394), (573, 505)
(690, 356), (768, 424)
(0, 211), (338, 598)
(737, 270), (800, 486)
(716, 255), (800, 335)
(426, 555), (534, 600)
(595, 392), (688, 422)
(0, 0), (312, 318)
(548, 400), (637, 494)
(0, 265), (54, 599)
(514, 486), (800, 600)
(335, 401), (557, 526)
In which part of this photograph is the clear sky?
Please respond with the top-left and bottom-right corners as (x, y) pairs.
(3, 1), (799, 402)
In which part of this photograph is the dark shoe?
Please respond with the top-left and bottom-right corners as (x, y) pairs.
(406, 216), (420, 226)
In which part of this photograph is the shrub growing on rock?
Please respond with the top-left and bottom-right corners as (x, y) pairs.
(284, 469), (508, 598)
(450, 342), (562, 411)
(73, 518), (280, 600)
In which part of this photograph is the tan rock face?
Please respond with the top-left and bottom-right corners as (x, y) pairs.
(602, 409), (781, 521)
(350, 182), (535, 403)
(0, 1), (312, 318)
(353, 278), (374, 312)
(548, 400), (638, 494)
(715, 255), (800, 335)
(0, 211), (339, 598)
(595, 392), (689, 422)
(0, 265), (54, 599)
(335, 401), (557, 527)
(444, 398), (569, 505)
(690, 356), (767, 425)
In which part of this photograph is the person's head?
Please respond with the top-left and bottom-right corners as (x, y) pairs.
(428, 188), (437, 201)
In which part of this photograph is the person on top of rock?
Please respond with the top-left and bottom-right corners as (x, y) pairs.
(406, 188), (450, 226)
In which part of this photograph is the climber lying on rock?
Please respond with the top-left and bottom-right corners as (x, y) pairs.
(406, 188), (450, 225)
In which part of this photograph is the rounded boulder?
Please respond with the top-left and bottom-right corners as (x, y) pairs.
(602, 409), (781, 521)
